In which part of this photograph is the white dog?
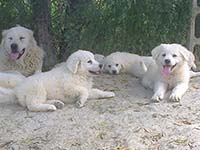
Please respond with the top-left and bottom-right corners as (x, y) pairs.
(4, 50), (115, 112)
(0, 25), (44, 88)
(141, 43), (200, 102)
(103, 52), (154, 77)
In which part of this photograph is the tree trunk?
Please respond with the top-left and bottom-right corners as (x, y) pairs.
(31, 0), (56, 70)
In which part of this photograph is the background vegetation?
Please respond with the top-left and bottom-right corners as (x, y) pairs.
(0, 0), (192, 66)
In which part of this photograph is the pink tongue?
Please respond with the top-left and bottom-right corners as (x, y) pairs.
(9, 53), (19, 60)
(162, 66), (171, 76)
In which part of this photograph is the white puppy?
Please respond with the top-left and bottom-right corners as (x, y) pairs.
(103, 52), (154, 77)
(8, 50), (115, 112)
(0, 25), (44, 88)
(141, 43), (200, 102)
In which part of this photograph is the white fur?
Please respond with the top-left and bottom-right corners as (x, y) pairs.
(8, 50), (115, 112)
(0, 25), (44, 88)
(141, 43), (200, 102)
(103, 52), (154, 77)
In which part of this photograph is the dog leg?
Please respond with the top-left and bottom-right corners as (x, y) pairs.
(88, 88), (115, 99)
(169, 83), (188, 102)
(151, 82), (167, 102)
(46, 100), (65, 109)
(76, 87), (89, 108)
(27, 103), (57, 112)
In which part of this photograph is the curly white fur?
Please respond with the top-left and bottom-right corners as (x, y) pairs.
(0, 25), (44, 76)
(0, 25), (44, 88)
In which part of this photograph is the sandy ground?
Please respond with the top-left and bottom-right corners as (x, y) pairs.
(0, 74), (200, 150)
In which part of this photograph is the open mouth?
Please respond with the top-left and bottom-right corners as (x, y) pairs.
(89, 70), (101, 75)
(9, 48), (25, 60)
(162, 64), (176, 76)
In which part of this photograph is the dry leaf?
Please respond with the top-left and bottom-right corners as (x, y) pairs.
(174, 137), (188, 145)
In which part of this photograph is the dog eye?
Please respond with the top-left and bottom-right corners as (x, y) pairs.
(173, 54), (177, 57)
(8, 37), (13, 40)
(20, 37), (25, 40)
(116, 64), (119, 67)
(108, 65), (111, 68)
(87, 60), (92, 64)
(162, 54), (166, 57)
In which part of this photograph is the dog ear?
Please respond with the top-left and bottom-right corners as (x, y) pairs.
(176, 44), (195, 68)
(66, 56), (80, 74)
(28, 30), (37, 47)
(120, 63), (125, 71)
(151, 44), (164, 60)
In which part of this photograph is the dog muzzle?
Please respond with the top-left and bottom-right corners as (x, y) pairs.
(9, 48), (25, 60)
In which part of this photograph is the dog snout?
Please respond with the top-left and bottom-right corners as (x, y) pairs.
(11, 43), (18, 53)
(112, 70), (117, 74)
(164, 59), (170, 65)
(99, 64), (103, 69)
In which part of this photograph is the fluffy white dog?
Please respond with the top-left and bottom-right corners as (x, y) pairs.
(141, 43), (200, 102)
(5, 50), (115, 112)
(103, 52), (154, 77)
(0, 25), (44, 88)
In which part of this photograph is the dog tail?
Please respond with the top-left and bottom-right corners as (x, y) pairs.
(0, 87), (16, 104)
(190, 71), (200, 78)
(131, 60), (148, 78)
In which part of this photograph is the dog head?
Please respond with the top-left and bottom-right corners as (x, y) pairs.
(66, 50), (102, 75)
(151, 43), (195, 76)
(103, 58), (123, 75)
(1, 25), (36, 61)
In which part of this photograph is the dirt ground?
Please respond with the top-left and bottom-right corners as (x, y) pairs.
(0, 74), (200, 150)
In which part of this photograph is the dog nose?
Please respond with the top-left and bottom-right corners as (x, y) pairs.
(99, 64), (103, 69)
(112, 70), (117, 74)
(11, 43), (18, 53)
(165, 59), (170, 64)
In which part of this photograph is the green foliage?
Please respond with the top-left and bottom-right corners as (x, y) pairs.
(51, 0), (192, 58)
(0, 0), (192, 61)
(0, 0), (32, 35)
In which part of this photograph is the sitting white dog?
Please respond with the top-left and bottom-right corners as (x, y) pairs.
(103, 52), (154, 77)
(4, 50), (115, 112)
(0, 25), (44, 89)
(141, 43), (200, 102)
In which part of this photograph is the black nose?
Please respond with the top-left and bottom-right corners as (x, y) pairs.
(10, 43), (18, 53)
(99, 64), (103, 69)
(165, 59), (170, 64)
(112, 70), (117, 74)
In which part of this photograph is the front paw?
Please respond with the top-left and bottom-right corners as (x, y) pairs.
(169, 92), (181, 102)
(54, 101), (65, 109)
(105, 91), (115, 98)
(47, 105), (57, 111)
(76, 100), (84, 108)
(151, 94), (163, 102)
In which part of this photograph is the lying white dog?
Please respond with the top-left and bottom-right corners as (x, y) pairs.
(0, 25), (44, 88)
(103, 52), (154, 77)
(4, 50), (115, 112)
(141, 43), (200, 102)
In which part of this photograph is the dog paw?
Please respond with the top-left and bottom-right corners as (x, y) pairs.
(106, 92), (115, 98)
(151, 95), (163, 102)
(76, 100), (84, 108)
(47, 105), (57, 111)
(54, 101), (65, 109)
(169, 93), (181, 102)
